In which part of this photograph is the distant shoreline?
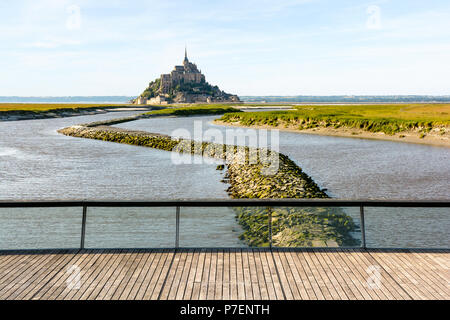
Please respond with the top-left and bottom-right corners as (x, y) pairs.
(215, 120), (450, 148)
(0, 106), (151, 121)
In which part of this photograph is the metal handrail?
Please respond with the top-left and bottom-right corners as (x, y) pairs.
(0, 199), (448, 250)
(0, 199), (449, 207)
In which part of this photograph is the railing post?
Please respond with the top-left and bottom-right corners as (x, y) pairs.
(267, 206), (273, 249)
(80, 204), (87, 250)
(360, 204), (366, 249)
(175, 206), (180, 248)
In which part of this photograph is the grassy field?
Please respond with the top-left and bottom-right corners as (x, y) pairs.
(145, 105), (242, 116)
(0, 103), (132, 112)
(219, 104), (450, 135)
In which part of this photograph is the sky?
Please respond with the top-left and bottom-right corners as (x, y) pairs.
(1, 0), (450, 96)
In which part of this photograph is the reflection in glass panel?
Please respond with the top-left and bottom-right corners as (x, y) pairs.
(270, 206), (361, 248)
(179, 207), (246, 247)
(84, 207), (175, 248)
(0, 207), (82, 250)
(365, 207), (450, 248)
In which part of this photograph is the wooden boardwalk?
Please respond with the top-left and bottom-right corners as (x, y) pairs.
(0, 249), (448, 300)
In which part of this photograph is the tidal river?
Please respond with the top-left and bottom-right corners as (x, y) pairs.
(0, 112), (449, 248)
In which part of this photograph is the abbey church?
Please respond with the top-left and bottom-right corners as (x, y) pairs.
(134, 49), (240, 104)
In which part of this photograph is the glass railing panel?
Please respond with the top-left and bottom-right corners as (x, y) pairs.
(364, 207), (450, 248)
(179, 207), (251, 248)
(0, 207), (82, 250)
(84, 207), (175, 248)
(271, 206), (362, 248)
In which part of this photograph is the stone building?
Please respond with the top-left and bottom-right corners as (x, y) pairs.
(134, 48), (240, 104)
(135, 96), (147, 105)
(160, 48), (205, 94)
(148, 95), (168, 105)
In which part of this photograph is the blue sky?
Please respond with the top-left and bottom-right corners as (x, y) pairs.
(1, 0), (450, 96)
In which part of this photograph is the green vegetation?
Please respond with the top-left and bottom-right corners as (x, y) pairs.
(144, 105), (242, 116)
(0, 103), (131, 112)
(140, 78), (221, 101)
(172, 81), (219, 96)
(141, 79), (161, 99)
(219, 104), (450, 135)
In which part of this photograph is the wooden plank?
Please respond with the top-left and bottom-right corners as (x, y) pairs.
(69, 250), (118, 300)
(319, 249), (356, 300)
(126, 250), (158, 300)
(214, 250), (224, 300)
(119, 250), (154, 300)
(371, 250), (439, 300)
(308, 250), (342, 300)
(166, 250), (188, 300)
(315, 249), (350, 299)
(148, 250), (174, 300)
(283, 251), (310, 299)
(132, 250), (164, 300)
(175, 250), (194, 300)
(252, 250), (269, 300)
(8, 251), (74, 300)
(111, 250), (147, 300)
(0, 251), (53, 288)
(259, 250), (278, 300)
(235, 249), (246, 300)
(0, 250), (62, 299)
(95, 250), (137, 300)
(159, 250), (183, 300)
(353, 250), (402, 300)
(241, 250), (253, 300)
(247, 250), (261, 300)
(265, 251), (285, 300)
(199, 250), (211, 300)
(409, 250), (449, 284)
(395, 251), (449, 299)
(275, 250), (301, 299)
(368, 249), (426, 300)
(140, 250), (171, 300)
(222, 249), (230, 300)
(190, 249), (205, 300)
(57, 250), (105, 300)
(324, 250), (365, 300)
(25, 251), (87, 300)
(0, 252), (23, 275)
(81, 250), (125, 300)
(0, 253), (41, 288)
(207, 250), (217, 300)
(334, 250), (374, 300)
(229, 248), (237, 299)
(336, 250), (380, 300)
(420, 250), (450, 270)
(183, 250), (200, 300)
(291, 251), (319, 299)
(300, 250), (332, 299)
(0, 249), (447, 301)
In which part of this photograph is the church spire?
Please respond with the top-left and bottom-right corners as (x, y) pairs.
(184, 45), (188, 63)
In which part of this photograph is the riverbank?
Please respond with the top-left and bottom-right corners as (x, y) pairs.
(0, 104), (154, 121)
(58, 121), (357, 247)
(215, 120), (450, 147)
(216, 104), (450, 147)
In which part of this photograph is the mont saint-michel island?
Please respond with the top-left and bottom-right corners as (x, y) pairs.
(132, 49), (240, 105)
